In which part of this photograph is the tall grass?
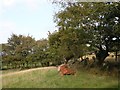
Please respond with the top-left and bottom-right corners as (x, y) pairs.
(2, 67), (118, 88)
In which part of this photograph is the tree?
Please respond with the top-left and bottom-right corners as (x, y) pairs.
(2, 34), (52, 69)
(48, 31), (64, 65)
(53, 2), (120, 65)
(34, 39), (50, 66)
(48, 27), (89, 64)
(2, 34), (36, 69)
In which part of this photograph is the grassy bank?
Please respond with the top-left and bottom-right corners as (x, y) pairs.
(2, 67), (118, 88)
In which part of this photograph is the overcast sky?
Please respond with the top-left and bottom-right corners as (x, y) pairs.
(0, 0), (58, 44)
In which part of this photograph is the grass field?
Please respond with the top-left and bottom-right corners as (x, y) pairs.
(2, 67), (119, 88)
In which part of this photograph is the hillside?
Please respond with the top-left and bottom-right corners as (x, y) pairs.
(2, 66), (118, 88)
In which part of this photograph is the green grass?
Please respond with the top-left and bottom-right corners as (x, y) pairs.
(2, 69), (20, 75)
(2, 67), (119, 88)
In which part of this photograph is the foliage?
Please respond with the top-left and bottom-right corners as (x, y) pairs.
(2, 34), (50, 69)
(52, 2), (120, 65)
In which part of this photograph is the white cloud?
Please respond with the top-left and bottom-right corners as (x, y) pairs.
(0, 0), (16, 15)
(1, 0), (16, 7)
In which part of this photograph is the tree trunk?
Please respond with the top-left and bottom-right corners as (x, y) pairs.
(96, 49), (109, 66)
(115, 50), (118, 62)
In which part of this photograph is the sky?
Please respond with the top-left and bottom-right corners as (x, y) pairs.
(0, 0), (58, 44)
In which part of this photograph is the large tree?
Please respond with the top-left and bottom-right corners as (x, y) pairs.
(52, 2), (120, 65)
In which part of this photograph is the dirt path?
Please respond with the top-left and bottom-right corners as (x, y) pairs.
(1, 66), (57, 77)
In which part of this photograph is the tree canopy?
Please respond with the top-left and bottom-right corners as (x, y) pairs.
(50, 2), (120, 65)
(2, 34), (50, 69)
